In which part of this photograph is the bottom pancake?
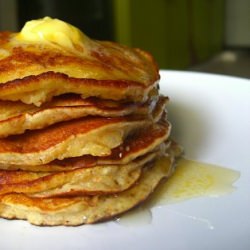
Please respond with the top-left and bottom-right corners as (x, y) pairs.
(0, 154), (175, 226)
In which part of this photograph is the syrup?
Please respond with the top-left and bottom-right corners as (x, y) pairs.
(151, 158), (240, 205)
(116, 157), (240, 226)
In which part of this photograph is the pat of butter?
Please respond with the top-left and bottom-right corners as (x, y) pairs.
(17, 17), (88, 49)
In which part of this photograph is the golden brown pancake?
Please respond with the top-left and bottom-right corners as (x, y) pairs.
(0, 116), (151, 165)
(0, 17), (180, 227)
(0, 94), (168, 138)
(0, 29), (159, 106)
(0, 151), (156, 198)
(0, 154), (175, 226)
(0, 118), (170, 171)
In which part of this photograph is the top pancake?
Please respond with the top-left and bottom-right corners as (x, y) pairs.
(0, 18), (159, 106)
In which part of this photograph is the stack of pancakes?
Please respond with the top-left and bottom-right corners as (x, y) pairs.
(0, 18), (180, 226)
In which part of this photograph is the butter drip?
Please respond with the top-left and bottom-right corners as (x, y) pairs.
(152, 158), (240, 205)
(17, 17), (89, 49)
(116, 157), (240, 227)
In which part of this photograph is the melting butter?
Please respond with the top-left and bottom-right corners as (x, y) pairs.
(116, 157), (240, 226)
(152, 158), (240, 205)
(16, 17), (89, 49)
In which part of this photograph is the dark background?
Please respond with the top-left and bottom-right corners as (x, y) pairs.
(0, 0), (249, 77)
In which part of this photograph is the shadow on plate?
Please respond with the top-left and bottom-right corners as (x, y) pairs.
(167, 101), (211, 159)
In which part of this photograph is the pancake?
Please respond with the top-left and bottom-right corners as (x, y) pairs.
(0, 116), (151, 165)
(0, 94), (168, 138)
(0, 17), (181, 227)
(0, 153), (175, 226)
(0, 151), (157, 198)
(0, 17), (159, 106)
(0, 120), (170, 171)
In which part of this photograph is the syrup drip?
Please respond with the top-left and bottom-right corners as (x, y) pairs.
(116, 157), (240, 227)
(151, 158), (240, 205)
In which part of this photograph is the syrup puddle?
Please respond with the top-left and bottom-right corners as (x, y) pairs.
(151, 158), (240, 205)
(116, 158), (240, 227)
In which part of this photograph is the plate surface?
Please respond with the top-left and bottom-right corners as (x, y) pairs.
(1, 70), (250, 250)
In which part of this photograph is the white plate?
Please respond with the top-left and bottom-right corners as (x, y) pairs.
(1, 70), (250, 250)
